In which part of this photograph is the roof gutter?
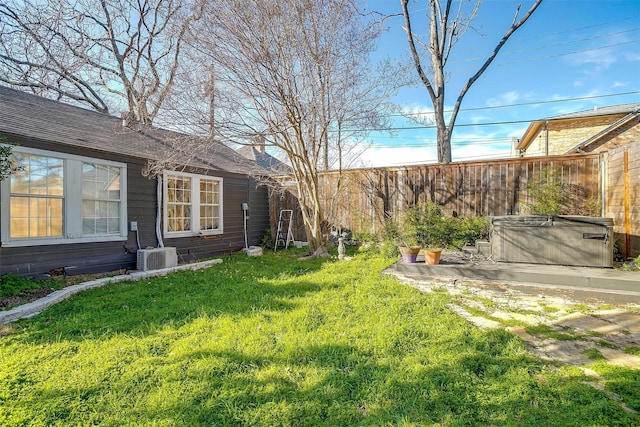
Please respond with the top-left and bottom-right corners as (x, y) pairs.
(516, 120), (544, 151)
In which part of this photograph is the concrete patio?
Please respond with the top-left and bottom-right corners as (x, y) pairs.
(391, 251), (640, 302)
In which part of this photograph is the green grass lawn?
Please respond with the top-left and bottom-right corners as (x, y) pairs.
(1, 250), (638, 426)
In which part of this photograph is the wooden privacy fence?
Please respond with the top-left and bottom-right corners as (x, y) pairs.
(271, 154), (604, 241)
(606, 141), (639, 259)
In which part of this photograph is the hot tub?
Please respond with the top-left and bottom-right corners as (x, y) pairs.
(490, 215), (613, 268)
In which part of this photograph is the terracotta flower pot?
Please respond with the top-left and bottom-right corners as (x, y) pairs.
(399, 246), (420, 263)
(424, 249), (442, 265)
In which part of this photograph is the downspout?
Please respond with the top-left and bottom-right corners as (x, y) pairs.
(601, 154), (607, 218)
(156, 176), (165, 248)
(544, 121), (549, 156)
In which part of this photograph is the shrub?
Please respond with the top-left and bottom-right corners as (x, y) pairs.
(447, 215), (490, 250)
(405, 201), (489, 250)
(521, 167), (566, 215)
(521, 166), (600, 216)
(260, 228), (274, 249)
(363, 202), (489, 257)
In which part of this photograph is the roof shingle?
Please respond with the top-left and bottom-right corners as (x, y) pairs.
(0, 85), (263, 175)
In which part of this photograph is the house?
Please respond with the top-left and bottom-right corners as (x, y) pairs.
(513, 102), (640, 258)
(515, 103), (640, 157)
(237, 135), (291, 174)
(0, 86), (271, 276)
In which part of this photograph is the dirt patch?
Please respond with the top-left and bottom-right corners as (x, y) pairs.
(0, 269), (129, 311)
(0, 287), (58, 309)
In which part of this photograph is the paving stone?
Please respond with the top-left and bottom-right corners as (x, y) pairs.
(598, 347), (640, 369)
(491, 311), (514, 322)
(503, 312), (542, 325)
(506, 326), (537, 344)
(447, 304), (501, 330)
(537, 339), (595, 366)
(593, 311), (640, 334)
(555, 314), (626, 335)
(458, 298), (486, 310)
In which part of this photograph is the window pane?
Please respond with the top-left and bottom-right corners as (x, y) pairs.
(83, 180), (98, 198)
(10, 169), (29, 194)
(108, 218), (119, 233)
(48, 166), (64, 196)
(95, 218), (108, 234)
(108, 202), (120, 218)
(83, 218), (96, 235)
(30, 216), (42, 237)
(83, 163), (98, 179)
(10, 218), (29, 238)
(10, 197), (28, 218)
(82, 200), (96, 218)
(50, 217), (63, 236)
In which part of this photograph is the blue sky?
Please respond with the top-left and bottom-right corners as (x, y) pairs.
(359, 0), (640, 167)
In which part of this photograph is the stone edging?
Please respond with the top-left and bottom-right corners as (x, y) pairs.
(0, 259), (223, 325)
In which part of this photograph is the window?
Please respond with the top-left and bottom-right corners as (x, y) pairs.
(9, 153), (64, 239)
(82, 163), (122, 235)
(163, 171), (223, 237)
(0, 146), (127, 247)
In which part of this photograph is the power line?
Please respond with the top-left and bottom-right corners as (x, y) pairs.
(449, 27), (640, 66)
(516, 15), (639, 43)
(488, 39), (639, 69)
(381, 91), (640, 119)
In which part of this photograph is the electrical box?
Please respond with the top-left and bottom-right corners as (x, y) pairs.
(129, 221), (138, 231)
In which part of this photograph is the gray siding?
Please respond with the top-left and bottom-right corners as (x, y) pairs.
(0, 134), (270, 276)
(247, 178), (271, 246)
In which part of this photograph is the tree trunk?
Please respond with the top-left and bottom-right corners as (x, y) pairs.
(437, 127), (452, 164)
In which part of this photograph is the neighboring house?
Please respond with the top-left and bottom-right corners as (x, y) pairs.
(0, 86), (270, 276)
(237, 136), (291, 175)
(515, 103), (640, 157)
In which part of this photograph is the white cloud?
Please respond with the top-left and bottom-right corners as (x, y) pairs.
(452, 142), (511, 161)
(359, 135), (515, 167)
(486, 90), (521, 107)
(625, 51), (640, 62)
(358, 145), (437, 167)
(565, 49), (617, 69)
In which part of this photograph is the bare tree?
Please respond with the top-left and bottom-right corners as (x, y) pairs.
(0, 0), (202, 125)
(401, 0), (543, 163)
(191, 0), (394, 254)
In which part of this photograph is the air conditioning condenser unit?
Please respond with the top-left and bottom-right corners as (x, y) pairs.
(137, 247), (178, 271)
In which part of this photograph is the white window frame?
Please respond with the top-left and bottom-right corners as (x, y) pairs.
(163, 170), (223, 238)
(0, 146), (128, 247)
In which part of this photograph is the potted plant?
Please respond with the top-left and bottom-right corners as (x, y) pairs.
(396, 205), (421, 263)
(422, 247), (442, 265)
(416, 201), (447, 265)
